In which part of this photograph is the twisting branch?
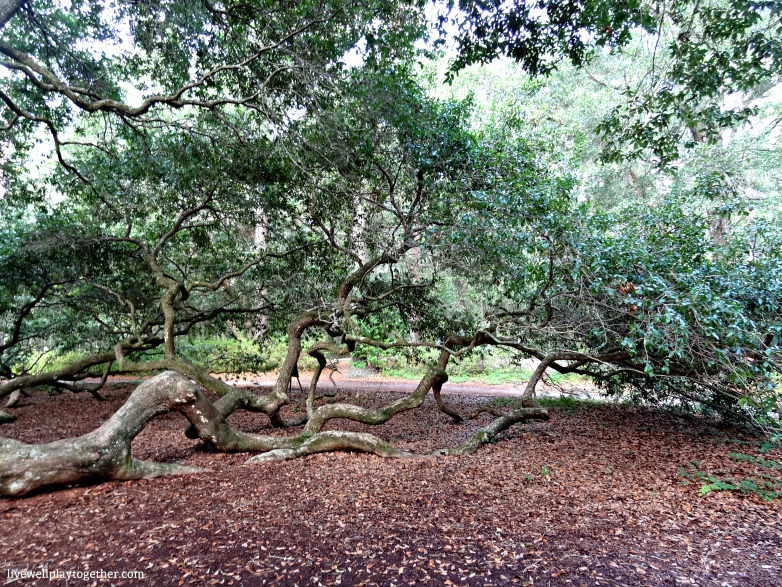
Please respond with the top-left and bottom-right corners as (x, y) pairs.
(0, 283), (55, 355)
(0, 371), (209, 496)
(0, 6), (346, 118)
(302, 367), (448, 435)
(441, 407), (550, 456)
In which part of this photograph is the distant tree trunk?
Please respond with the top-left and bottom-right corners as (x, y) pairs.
(254, 219), (269, 340)
(624, 167), (645, 199)
(708, 209), (729, 247)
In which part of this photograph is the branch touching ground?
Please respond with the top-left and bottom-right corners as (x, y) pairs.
(245, 431), (421, 463)
(440, 407), (549, 456)
(433, 379), (464, 423)
(4, 389), (23, 408)
(0, 410), (15, 425)
(0, 367), (546, 496)
(0, 371), (209, 497)
(0, 370), (318, 496)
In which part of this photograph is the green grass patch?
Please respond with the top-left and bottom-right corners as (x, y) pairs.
(538, 395), (599, 413)
(679, 461), (782, 501)
(729, 452), (782, 470)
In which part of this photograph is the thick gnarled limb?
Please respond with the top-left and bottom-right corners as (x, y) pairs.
(0, 371), (208, 497)
(0, 365), (552, 497)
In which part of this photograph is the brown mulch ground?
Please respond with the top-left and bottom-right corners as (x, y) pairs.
(1, 384), (781, 587)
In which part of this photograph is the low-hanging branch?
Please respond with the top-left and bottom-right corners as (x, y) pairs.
(0, 371), (208, 496)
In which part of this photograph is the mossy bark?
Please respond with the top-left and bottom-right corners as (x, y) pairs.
(0, 358), (549, 497)
(246, 431), (420, 463)
(0, 350), (117, 401)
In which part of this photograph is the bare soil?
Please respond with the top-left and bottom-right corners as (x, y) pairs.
(1, 384), (780, 587)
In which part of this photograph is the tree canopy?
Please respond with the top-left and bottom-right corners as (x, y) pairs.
(444, 0), (782, 166)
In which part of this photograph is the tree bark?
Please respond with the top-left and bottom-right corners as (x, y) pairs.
(0, 410), (15, 425)
(302, 368), (447, 434)
(0, 0), (24, 30)
(265, 311), (326, 426)
(246, 431), (420, 463)
(5, 389), (22, 408)
(0, 371), (208, 496)
(433, 343), (466, 422)
(521, 356), (554, 407)
(442, 407), (549, 455)
(0, 369), (436, 496)
(0, 351), (116, 400)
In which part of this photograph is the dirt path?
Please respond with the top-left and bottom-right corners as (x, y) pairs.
(87, 370), (596, 399)
(1, 384), (780, 586)
(219, 378), (574, 398)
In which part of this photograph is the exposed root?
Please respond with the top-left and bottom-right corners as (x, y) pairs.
(0, 410), (16, 425)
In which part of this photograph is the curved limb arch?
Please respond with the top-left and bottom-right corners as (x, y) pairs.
(0, 371), (209, 497)
(0, 370), (312, 497)
(302, 367), (448, 435)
